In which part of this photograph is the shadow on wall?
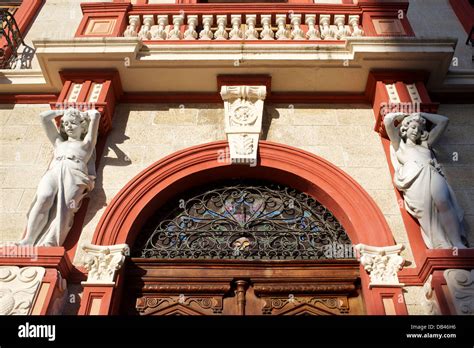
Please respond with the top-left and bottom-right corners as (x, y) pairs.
(80, 106), (133, 230)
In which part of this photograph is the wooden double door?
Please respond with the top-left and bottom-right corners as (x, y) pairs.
(121, 259), (366, 315)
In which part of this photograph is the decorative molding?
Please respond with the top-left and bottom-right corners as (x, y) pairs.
(354, 244), (405, 288)
(136, 295), (224, 315)
(142, 284), (231, 293)
(0, 266), (45, 315)
(220, 85), (267, 164)
(444, 269), (474, 315)
(262, 296), (350, 315)
(420, 275), (440, 315)
(81, 243), (129, 285)
(254, 284), (356, 295)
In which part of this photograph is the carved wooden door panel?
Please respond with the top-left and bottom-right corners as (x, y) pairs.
(122, 260), (366, 315)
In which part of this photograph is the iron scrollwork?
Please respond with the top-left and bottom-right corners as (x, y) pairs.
(135, 183), (353, 260)
(0, 9), (24, 69)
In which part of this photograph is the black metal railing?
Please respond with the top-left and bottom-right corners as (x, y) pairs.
(0, 9), (24, 69)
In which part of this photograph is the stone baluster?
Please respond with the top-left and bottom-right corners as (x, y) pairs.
(275, 14), (290, 40)
(334, 15), (350, 39)
(319, 14), (335, 40)
(245, 15), (258, 40)
(167, 15), (183, 40)
(138, 15), (154, 40)
(184, 15), (198, 40)
(215, 15), (228, 40)
(124, 15), (140, 37)
(349, 15), (364, 37)
(305, 14), (320, 40)
(199, 15), (214, 40)
(151, 15), (168, 40)
(260, 15), (274, 40)
(229, 15), (243, 40)
(290, 14), (305, 40)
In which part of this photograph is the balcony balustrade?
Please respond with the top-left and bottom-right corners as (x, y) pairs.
(122, 12), (364, 41)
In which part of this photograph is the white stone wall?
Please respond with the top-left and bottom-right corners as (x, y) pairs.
(407, 0), (473, 70)
(265, 104), (414, 263)
(404, 285), (427, 315)
(20, 0), (113, 70)
(0, 104), (52, 242)
(74, 104), (226, 262)
(436, 104), (474, 246)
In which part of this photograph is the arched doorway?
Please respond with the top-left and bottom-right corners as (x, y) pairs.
(123, 179), (364, 315)
(91, 140), (396, 314)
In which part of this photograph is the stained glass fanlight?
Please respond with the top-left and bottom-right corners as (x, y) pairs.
(133, 181), (353, 260)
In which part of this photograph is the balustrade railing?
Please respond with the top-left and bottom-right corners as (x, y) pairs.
(123, 12), (364, 41)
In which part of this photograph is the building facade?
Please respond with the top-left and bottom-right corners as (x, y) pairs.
(0, 0), (473, 316)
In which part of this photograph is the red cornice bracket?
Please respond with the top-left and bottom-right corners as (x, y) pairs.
(55, 70), (123, 136)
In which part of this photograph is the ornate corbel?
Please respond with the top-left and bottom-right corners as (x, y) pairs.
(220, 85), (267, 164)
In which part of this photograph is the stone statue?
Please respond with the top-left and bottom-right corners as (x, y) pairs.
(18, 108), (100, 246)
(384, 112), (467, 249)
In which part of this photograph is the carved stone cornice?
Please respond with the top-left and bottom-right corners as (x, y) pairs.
(81, 243), (129, 285)
(220, 85), (267, 164)
(444, 269), (474, 315)
(0, 266), (45, 315)
(354, 244), (405, 288)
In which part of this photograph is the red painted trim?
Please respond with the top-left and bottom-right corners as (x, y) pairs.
(59, 70), (123, 99)
(92, 141), (394, 248)
(370, 288), (408, 315)
(0, 246), (73, 279)
(431, 270), (451, 315)
(217, 75), (271, 95)
(91, 140), (398, 315)
(9, 0), (44, 34)
(449, 0), (474, 34)
(120, 91), (369, 104)
(76, 2), (130, 38)
(38, 269), (59, 315)
(78, 286), (114, 315)
(75, 11), (128, 38)
(0, 94), (58, 104)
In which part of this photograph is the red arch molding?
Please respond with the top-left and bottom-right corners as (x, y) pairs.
(92, 140), (394, 248)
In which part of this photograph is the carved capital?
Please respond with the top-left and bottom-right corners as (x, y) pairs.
(0, 266), (45, 315)
(220, 85), (267, 164)
(444, 269), (474, 315)
(81, 243), (129, 285)
(354, 244), (405, 288)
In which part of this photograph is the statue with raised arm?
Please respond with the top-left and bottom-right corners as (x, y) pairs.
(18, 107), (100, 246)
(384, 112), (467, 249)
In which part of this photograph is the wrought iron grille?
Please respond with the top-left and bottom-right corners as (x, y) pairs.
(0, 9), (24, 69)
(135, 182), (353, 260)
